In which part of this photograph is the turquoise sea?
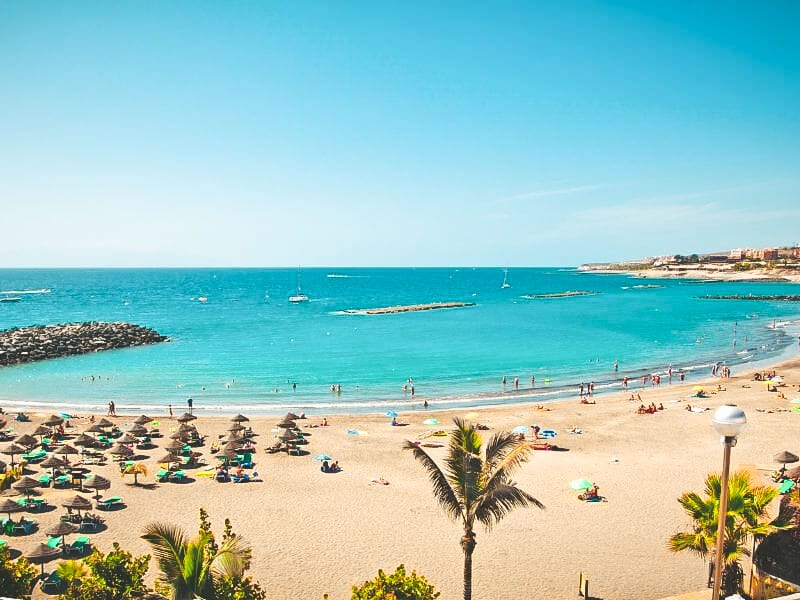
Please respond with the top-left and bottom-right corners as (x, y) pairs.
(1, 268), (799, 415)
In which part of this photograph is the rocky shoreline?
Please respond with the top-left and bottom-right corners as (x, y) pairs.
(0, 322), (168, 366)
(341, 301), (475, 315)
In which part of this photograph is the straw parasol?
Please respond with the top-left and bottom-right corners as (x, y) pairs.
(15, 434), (38, 449)
(0, 442), (26, 466)
(32, 425), (51, 439)
(228, 423), (245, 433)
(26, 543), (63, 575)
(85, 423), (105, 435)
(41, 454), (66, 478)
(96, 418), (114, 428)
(774, 450), (799, 468)
(231, 413), (249, 422)
(129, 424), (148, 436)
(277, 419), (296, 429)
(53, 444), (80, 462)
(279, 429), (297, 441)
(165, 439), (186, 452)
(83, 474), (111, 500)
(43, 414), (64, 427)
(177, 423), (195, 433)
(157, 453), (180, 465)
(46, 520), (78, 548)
(0, 497), (25, 520)
(62, 494), (93, 512)
(176, 413), (196, 423)
(285, 412), (301, 420)
(73, 433), (96, 447)
(787, 465), (800, 480)
(12, 475), (42, 500)
(134, 415), (153, 425)
(119, 433), (139, 444)
(109, 443), (133, 457)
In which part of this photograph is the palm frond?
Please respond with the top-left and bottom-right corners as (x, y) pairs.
(403, 440), (462, 521)
(211, 533), (252, 580)
(481, 438), (533, 494)
(142, 521), (188, 584)
(474, 482), (543, 529)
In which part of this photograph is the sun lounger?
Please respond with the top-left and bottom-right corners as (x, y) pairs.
(38, 473), (53, 486)
(170, 470), (187, 482)
(22, 449), (47, 462)
(41, 571), (64, 594)
(80, 520), (100, 532)
(97, 496), (124, 510)
(54, 474), (71, 488)
(779, 479), (796, 494)
(68, 535), (91, 556)
(47, 535), (62, 549)
(156, 469), (170, 482)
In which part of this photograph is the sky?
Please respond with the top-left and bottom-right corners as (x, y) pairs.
(1, 1), (799, 267)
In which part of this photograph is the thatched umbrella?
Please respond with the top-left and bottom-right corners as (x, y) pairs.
(0, 497), (25, 520)
(83, 474), (111, 500)
(53, 444), (80, 462)
(285, 412), (301, 420)
(165, 440), (186, 453)
(0, 442), (26, 466)
(129, 424), (148, 436)
(26, 543), (63, 575)
(231, 414), (249, 423)
(32, 425), (51, 440)
(16, 434), (38, 449)
(12, 475), (41, 501)
(73, 433), (96, 447)
(62, 494), (93, 514)
(46, 520), (78, 549)
(228, 424), (245, 435)
(85, 423), (105, 435)
(177, 423), (195, 433)
(787, 465), (800, 481)
(176, 412), (196, 423)
(157, 453), (180, 465)
(134, 415), (153, 425)
(119, 433), (139, 445)
(109, 443), (133, 458)
(774, 450), (799, 468)
(277, 419), (296, 429)
(41, 454), (66, 479)
(43, 414), (64, 427)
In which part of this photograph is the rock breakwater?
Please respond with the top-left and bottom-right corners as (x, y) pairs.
(0, 322), (168, 366)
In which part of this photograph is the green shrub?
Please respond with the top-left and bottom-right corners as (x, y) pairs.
(0, 545), (37, 597)
(351, 564), (440, 600)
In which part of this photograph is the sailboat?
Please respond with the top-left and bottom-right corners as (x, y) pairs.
(501, 268), (511, 289)
(289, 270), (309, 303)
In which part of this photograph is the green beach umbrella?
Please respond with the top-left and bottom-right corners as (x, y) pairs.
(570, 478), (593, 491)
(314, 454), (332, 461)
(423, 418), (439, 426)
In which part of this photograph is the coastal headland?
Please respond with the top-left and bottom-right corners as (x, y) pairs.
(341, 301), (475, 315)
(0, 322), (168, 366)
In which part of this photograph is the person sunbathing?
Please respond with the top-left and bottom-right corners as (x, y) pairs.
(371, 476), (390, 485)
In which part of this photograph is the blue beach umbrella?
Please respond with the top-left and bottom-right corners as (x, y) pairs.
(423, 418), (439, 426)
(314, 454), (332, 461)
(512, 425), (529, 434)
(385, 410), (398, 418)
(570, 478), (593, 491)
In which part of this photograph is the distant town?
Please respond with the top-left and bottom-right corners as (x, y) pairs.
(580, 244), (800, 282)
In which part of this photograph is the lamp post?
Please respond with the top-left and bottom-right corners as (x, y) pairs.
(710, 404), (747, 600)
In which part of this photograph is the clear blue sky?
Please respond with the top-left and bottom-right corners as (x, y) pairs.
(1, 1), (799, 267)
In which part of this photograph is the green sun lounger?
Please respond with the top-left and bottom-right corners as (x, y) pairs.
(97, 496), (124, 510)
(68, 535), (91, 556)
(170, 470), (187, 482)
(779, 479), (795, 494)
(0, 539), (7, 548)
(156, 469), (169, 481)
(47, 536), (62, 549)
(22, 449), (47, 462)
(41, 571), (63, 594)
(38, 473), (53, 486)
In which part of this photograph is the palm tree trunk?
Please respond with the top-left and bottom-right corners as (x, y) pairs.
(461, 529), (476, 600)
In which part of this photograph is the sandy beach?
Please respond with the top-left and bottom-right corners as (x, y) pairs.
(4, 357), (800, 600)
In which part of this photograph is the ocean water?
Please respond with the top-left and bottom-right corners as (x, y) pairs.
(1, 268), (799, 415)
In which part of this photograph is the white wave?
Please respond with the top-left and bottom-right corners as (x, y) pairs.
(0, 288), (51, 295)
(326, 274), (368, 278)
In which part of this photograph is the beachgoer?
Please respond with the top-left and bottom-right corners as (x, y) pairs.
(613, 360), (618, 372)
(187, 398), (193, 414)
(423, 399), (429, 409)
(168, 404), (173, 418)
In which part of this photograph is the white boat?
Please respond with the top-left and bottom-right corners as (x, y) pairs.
(501, 268), (511, 289)
(0, 296), (21, 303)
(289, 270), (309, 303)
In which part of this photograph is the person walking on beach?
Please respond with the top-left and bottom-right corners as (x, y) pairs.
(187, 397), (193, 414)
(168, 404), (173, 418)
(613, 359), (618, 373)
(107, 401), (115, 416)
(513, 377), (519, 390)
(530, 375), (535, 387)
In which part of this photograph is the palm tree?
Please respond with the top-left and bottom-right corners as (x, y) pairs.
(56, 559), (89, 585)
(668, 470), (790, 597)
(403, 418), (543, 600)
(123, 463), (148, 486)
(142, 522), (252, 600)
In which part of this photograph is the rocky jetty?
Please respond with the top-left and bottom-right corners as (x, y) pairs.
(521, 290), (597, 299)
(700, 295), (800, 302)
(0, 322), (168, 366)
(341, 302), (475, 315)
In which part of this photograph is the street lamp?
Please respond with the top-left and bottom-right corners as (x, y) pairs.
(710, 404), (747, 600)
